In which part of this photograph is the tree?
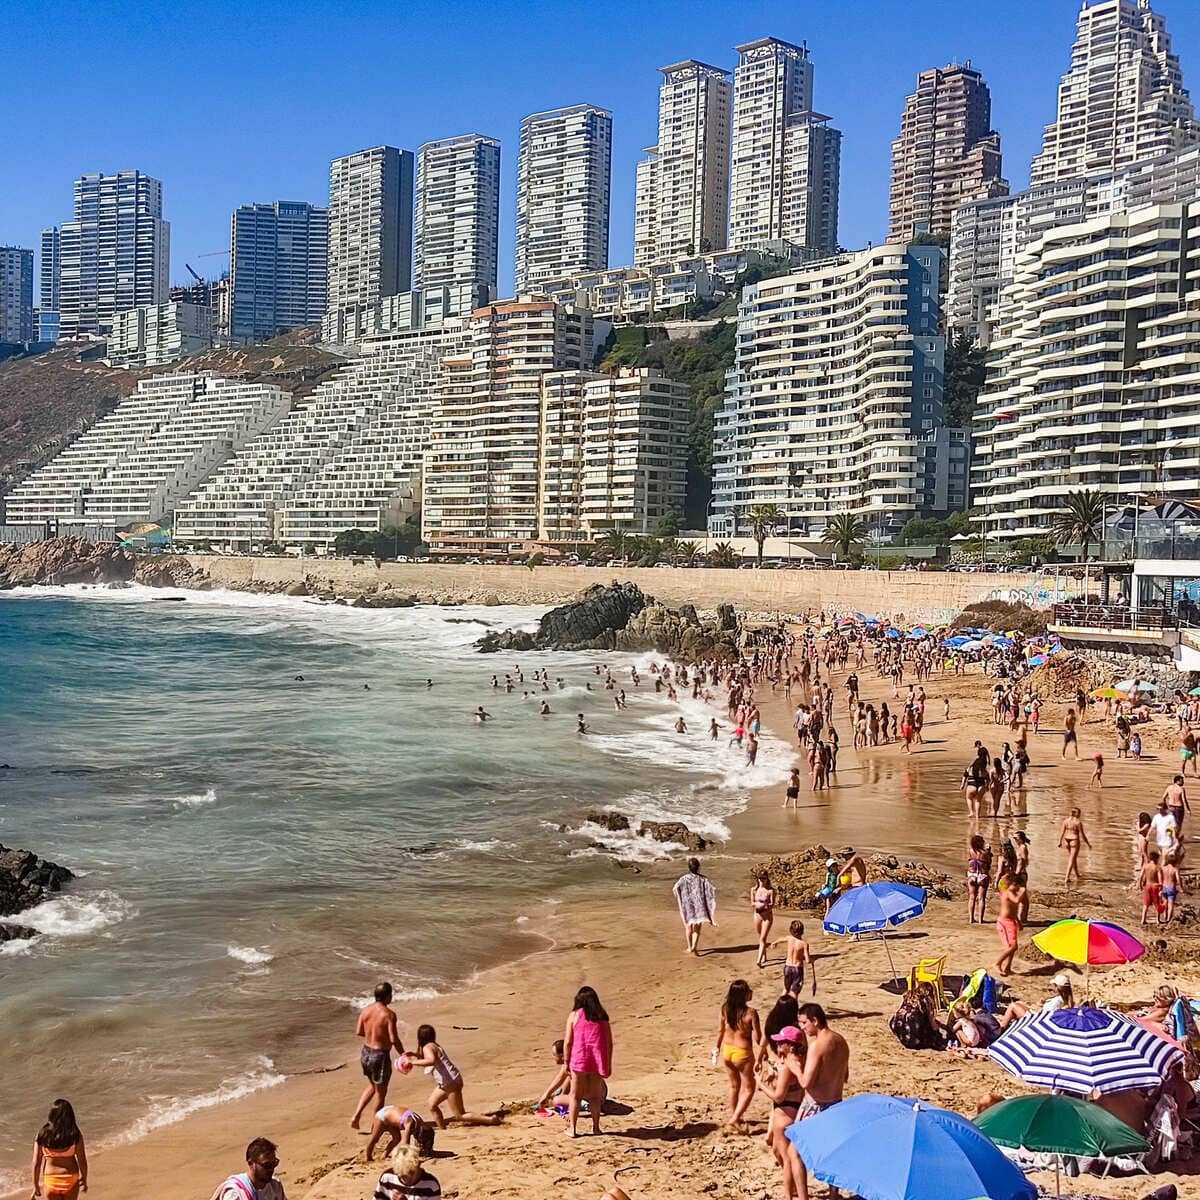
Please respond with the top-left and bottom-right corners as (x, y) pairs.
(596, 529), (628, 562)
(944, 329), (987, 429)
(747, 503), (783, 565)
(658, 536), (679, 564)
(823, 513), (870, 562)
(654, 511), (680, 537)
(1051, 489), (1106, 561)
(676, 539), (699, 564)
(708, 541), (739, 569)
(333, 527), (372, 557)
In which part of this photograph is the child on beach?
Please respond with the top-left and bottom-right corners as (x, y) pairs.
(816, 858), (839, 916)
(783, 767), (801, 810)
(1090, 753), (1104, 790)
(411, 1025), (500, 1129)
(364, 1105), (433, 1161)
(1162, 853), (1182, 924)
(783, 921), (816, 996)
(1131, 732), (1143, 761)
(534, 1039), (570, 1109)
(1140, 851), (1166, 925)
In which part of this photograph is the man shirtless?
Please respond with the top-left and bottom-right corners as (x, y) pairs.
(840, 849), (867, 888)
(350, 982), (406, 1131)
(785, 1003), (849, 1200)
(1061, 708), (1079, 758)
(993, 873), (1027, 977)
(1163, 775), (1191, 837)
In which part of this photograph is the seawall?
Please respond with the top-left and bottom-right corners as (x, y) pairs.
(185, 557), (1060, 623)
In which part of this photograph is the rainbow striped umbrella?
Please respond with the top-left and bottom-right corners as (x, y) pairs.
(1033, 919), (1145, 967)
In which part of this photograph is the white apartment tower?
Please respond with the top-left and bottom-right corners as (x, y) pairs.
(728, 38), (840, 255)
(57, 171), (169, 340)
(0, 246), (35, 344)
(324, 146), (414, 338)
(888, 63), (1007, 242)
(1030, 0), (1200, 185)
(39, 226), (60, 343)
(515, 105), (612, 293)
(414, 134), (501, 299)
(637, 60), (732, 263)
(633, 150), (660, 268)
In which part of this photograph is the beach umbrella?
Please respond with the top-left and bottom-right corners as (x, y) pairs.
(944, 635), (972, 647)
(989, 1006), (1183, 1096)
(1028, 654), (1048, 667)
(785, 1093), (1036, 1200)
(1090, 687), (1122, 699)
(1032, 919), (1145, 968)
(823, 882), (926, 983)
(885, 627), (902, 639)
(961, 639), (985, 652)
(991, 636), (1015, 649)
(1114, 678), (1157, 693)
(1153, 499), (1200, 522)
(1190, 686), (1200, 697)
(975, 1094), (1148, 1199)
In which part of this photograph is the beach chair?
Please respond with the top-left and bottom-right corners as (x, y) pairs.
(907, 955), (948, 1010)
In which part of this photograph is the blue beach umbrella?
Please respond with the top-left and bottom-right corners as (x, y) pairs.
(991, 635), (1015, 648)
(785, 1093), (1036, 1200)
(906, 626), (929, 639)
(943, 635), (971, 648)
(823, 882), (927, 983)
(885, 627), (902, 639)
(990, 1005), (1183, 1096)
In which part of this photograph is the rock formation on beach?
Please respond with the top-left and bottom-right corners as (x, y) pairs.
(476, 582), (740, 660)
(0, 536), (137, 588)
(0, 843), (73, 933)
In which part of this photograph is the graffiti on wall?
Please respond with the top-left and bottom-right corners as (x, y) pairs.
(984, 575), (1072, 610)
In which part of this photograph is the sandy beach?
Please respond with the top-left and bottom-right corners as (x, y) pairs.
(18, 629), (1200, 1200)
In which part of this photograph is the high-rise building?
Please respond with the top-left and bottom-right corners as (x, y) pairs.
(1030, 0), (1200, 186)
(324, 146), (414, 339)
(888, 62), (1007, 243)
(972, 199), (1200, 538)
(640, 60), (732, 263)
(0, 245), (35, 344)
(710, 243), (962, 542)
(538, 367), (690, 542)
(39, 226), (60, 343)
(515, 105), (612, 293)
(421, 299), (596, 555)
(107, 301), (214, 368)
(633, 149), (659, 268)
(230, 201), (329, 342)
(728, 38), (841, 254)
(413, 134), (501, 299)
(57, 170), (170, 340)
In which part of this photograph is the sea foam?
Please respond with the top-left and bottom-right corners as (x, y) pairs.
(18, 890), (133, 938)
(227, 944), (274, 966)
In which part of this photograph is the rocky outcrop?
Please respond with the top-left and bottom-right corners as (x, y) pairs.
(0, 843), (73, 918)
(477, 581), (651, 652)
(0, 922), (38, 943)
(0, 537), (136, 588)
(638, 821), (709, 852)
(614, 601), (739, 661)
(584, 811), (631, 833)
(132, 554), (211, 588)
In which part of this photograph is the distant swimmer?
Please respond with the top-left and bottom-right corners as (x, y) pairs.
(585, 682), (593, 691)
(540, 701), (551, 716)
(364, 684), (371, 691)
(426, 679), (434, 689)
(294, 675), (305, 681)
(474, 707), (492, 723)
(490, 675), (499, 689)
(577, 714), (590, 734)
(709, 719), (719, 741)
(675, 717), (688, 734)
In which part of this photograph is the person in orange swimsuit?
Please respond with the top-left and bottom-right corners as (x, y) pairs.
(31, 1099), (87, 1199)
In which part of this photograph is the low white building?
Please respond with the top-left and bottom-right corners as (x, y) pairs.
(107, 302), (213, 368)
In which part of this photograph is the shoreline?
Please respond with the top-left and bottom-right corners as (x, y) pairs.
(4, 591), (1199, 1199)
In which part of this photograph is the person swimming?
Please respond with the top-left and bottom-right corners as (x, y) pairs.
(474, 707), (491, 723)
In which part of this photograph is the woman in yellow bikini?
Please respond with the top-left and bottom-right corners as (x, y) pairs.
(713, 978), (761, 1131)
(31, 1099), (87, 1199)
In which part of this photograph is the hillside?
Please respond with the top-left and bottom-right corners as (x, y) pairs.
(0, 327), (347, 496)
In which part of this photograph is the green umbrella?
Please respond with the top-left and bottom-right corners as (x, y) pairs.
(975, 1094), (1148, 1197)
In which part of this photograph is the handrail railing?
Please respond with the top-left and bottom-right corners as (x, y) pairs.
(1051, 603), (1178, 631)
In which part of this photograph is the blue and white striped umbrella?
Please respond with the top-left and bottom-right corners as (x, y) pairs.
(990, 1006), (1183, 1096)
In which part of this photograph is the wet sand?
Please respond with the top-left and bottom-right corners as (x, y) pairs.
(29, 650), (1200, 1200)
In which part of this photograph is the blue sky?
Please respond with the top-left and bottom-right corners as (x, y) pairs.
(5, 0), (1200, 298)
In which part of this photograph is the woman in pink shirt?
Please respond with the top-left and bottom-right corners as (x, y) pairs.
(563, 985), (613, 1137)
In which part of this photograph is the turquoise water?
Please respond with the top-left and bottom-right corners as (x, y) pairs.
(0, 585), (783, 1188)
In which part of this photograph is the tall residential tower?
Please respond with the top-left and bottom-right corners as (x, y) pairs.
(515, 104), (612, 292)
(888, 62), (1007, 242)
(727, 38), (840, 255)
(57, 170), (170, 340)
(1030, 0), (1200, 184)
(413, 134), (501, 299)
(0, 246), (34, 344)
(634, 60), (731, 264)
(230, 201), (329, 342)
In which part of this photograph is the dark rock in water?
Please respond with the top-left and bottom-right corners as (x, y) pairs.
(0, 844), (74, 918)
(0, 922), (38, 943)
(477, 582), (651, 653)
(584, 810), (631, 833)
(638, 821), (709, 853)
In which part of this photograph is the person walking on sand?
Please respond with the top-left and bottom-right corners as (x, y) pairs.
(673, 857), (717, 955)
(563, 986), (613, 1138)
(1164, 775), (1191, 837)
(751, 872), (776, 968)
(1059, 807), (1092, 886)
(1090, 753), (1104, 790)
(31, 1099), (87, 1200)
(783, 921), (817, 997)
(210, 1138), (285, 1200)
(784, 1004), (850, 1200)
(714, 979), (761, 1132)
(351, 982), (406, 1132)
(1062, 707), (1079, 758)
(993, 873), (1026, 977)
(783, 767), (801, 810)
(1162, 853), (1182, 923)
(1140, 851), (1166, 926)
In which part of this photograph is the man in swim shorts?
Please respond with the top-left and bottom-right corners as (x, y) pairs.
(350, 982), (406, 1131)
(785, 1004), (849, 1199)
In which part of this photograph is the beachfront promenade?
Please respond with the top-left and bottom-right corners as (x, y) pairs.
(186, 557), (1053, 623)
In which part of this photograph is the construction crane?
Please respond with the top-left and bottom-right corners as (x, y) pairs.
(184, 263), (205, 285)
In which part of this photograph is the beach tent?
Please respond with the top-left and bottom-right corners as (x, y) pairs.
(785, 1093), (1036, 1200)
(823, 882), (926, 983)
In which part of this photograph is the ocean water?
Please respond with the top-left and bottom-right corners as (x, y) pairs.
(0, 586), (788, 1187)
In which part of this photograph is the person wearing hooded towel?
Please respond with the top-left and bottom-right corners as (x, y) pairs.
(673, 857), (717, 956)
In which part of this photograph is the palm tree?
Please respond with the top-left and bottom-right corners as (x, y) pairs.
(596, 529), (628, 563)
(1051, 489), (1106, 562)
(708, 541), (739, 569)
(822, 512), (870, 562)
(747, 503), (783, 566)
(676, 539), (699, 565)
(658, 536), (679, 564)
